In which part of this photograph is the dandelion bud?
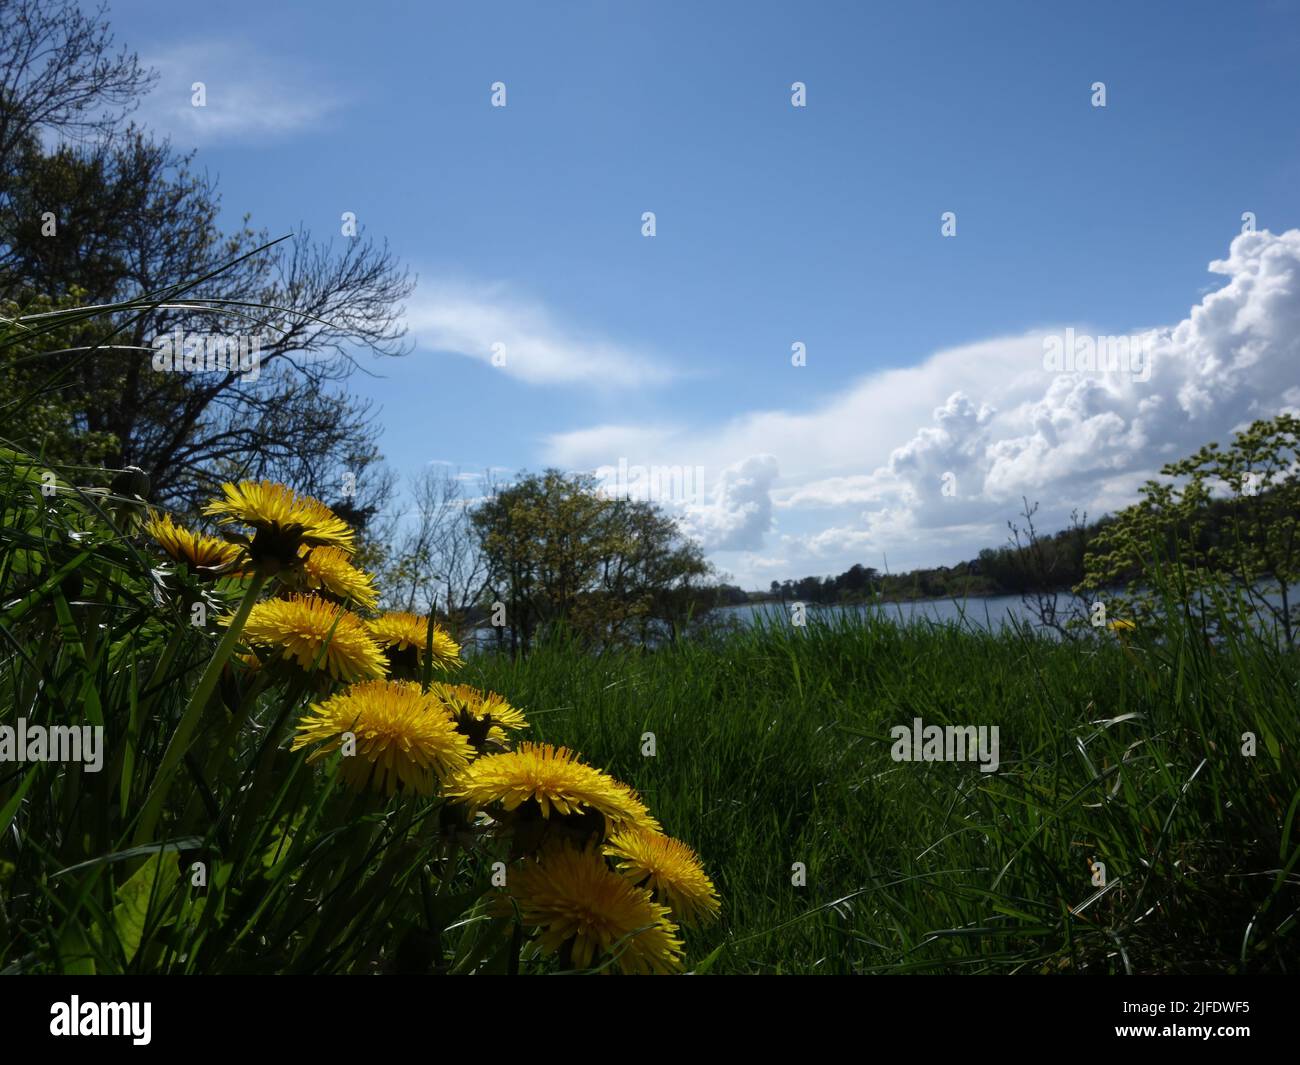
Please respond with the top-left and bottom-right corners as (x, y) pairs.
(111, 465), (151, 501)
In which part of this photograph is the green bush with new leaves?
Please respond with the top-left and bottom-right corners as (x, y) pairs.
(1078, 414), (1300, 644)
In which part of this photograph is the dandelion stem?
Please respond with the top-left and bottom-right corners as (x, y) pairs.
(508, 921), (522, 976)
(437, 836), (459, 898)
(133, 572), (267, 845)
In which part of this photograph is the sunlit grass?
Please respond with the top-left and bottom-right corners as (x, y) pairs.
(465, 599), (1300, 973)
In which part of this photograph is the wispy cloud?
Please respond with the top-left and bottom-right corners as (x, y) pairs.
(134, 40), (343, 144)
(407, 281), (678, 389)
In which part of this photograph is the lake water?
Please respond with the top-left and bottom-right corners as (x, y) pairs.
(463, 592), (1064, 651)
(462, 585), (1298, 650)
(719, 593), (1052, 631)
(718, 584), (1300, 636)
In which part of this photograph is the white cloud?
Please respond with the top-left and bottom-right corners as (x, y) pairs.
(792, 525), (880, 557)
(680, 454), (779, 551)
(407, 281), (677, 388)
(546, 229), (1300, 585)
(776, 472), (891, 509)
(134, 41), (342, 144)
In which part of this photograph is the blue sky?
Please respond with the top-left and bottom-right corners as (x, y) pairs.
(113, 0), (1300, 587)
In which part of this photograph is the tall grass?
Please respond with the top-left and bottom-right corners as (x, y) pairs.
(465, 600), (1299, 973)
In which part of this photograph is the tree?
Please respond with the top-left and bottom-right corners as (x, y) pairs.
(380, 466), (488, 628)
(0, 290), (120, 468)
(471, 470), (713, 653)
(0, 0), (153, 175)
(1005, 500), (1093, 637)
(837, 563), (876, 598)
(0, 3), (411, 525)
(1079, 414), (1300, 645)
(2, 130), (412, 514)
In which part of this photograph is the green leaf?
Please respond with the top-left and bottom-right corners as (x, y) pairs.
(689, 943), (726, 975)
(59, 921), (97, 976)
(0, 764), (38, 836)
(112, 851), (182, 964)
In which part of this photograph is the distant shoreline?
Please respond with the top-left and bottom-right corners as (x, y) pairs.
(738, 587), (1074, 608)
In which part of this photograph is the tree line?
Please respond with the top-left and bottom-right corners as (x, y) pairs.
(757, 515), (1099, 605)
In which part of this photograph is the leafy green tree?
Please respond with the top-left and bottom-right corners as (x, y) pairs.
(0, 290), (120, 468)
(1079, 414), (1300, 644)
(472, 470), (712, 653)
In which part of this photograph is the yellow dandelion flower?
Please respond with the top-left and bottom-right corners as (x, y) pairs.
(144, 510), (245, 574)
(1108, 618), (1136, 633)
(446, 742), (658, 832)
(292, 679), (472, 795)
(432, 683), (528, 748)
(235, 595), (386, 682)
(604, 825), (721, 927)
(500, 844), (683, 975)
(366, 612), (461, 674)
(203, 480), (354, 570)
(298, 545), (379, 610)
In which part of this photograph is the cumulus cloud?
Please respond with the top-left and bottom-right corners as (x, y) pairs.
(680, 455), (779, 551)
(408, 281), (677, 388)
(547, 230), (1300, 582)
